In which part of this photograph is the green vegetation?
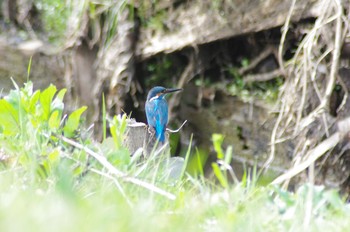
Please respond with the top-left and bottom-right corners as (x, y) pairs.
(145, 55), (180, 88)
(0, 82), (349, 232)
(191, 59), (283, 104)
(225, 63), (283, 103)
(136, 0), (168, 31)
(33, 0), (125, 45)
(35, 0), (70, 43)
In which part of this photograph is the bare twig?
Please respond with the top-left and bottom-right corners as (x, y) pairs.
(310, 48), (333, 103)
(272, 132), (341, 185)
(295, 52), (308, 134)
(168, 54), (195, 112)
(278, 0), (296, 75)
(263, 99), (286, 170)
(265, 0), (350, 189)
(177, 53), (196, 88)
(319, 0), (343, 110)
(337, 71), (349, 113)
(166, 120), (187, 133)
(275, 117), (347, 185)
(238, 46), (275, 75)
(59, 135), (176, 200)
(90, 168), (132, 206)
(243, 69), (283, 83)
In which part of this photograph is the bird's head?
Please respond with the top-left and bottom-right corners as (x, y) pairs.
(146, 86), (182, 101)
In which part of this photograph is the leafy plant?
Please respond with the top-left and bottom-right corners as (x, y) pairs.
(145, 55), (177, 87)
(0, 81), (87, 180)
(226, 64), (283, 103)
(211, 133), (237, 187)
(0, 82), (349, 232)
(35, 0), (70, 43)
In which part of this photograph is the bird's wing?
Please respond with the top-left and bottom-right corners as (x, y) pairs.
(145, 101), (155, 127)
(155, 99), (168, 133)
(146, 99), (168, 141)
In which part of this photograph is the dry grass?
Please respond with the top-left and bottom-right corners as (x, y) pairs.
(268, 0), (349, 186)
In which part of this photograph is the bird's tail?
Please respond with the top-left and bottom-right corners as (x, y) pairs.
(155, 126), (166, 143)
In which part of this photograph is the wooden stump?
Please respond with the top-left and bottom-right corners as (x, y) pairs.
(123, 118), (170, 157)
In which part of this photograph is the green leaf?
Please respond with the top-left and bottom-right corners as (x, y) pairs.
(180, 134), (192, 179)
(0, 99), (20, 135)
(110, 114), (127, 149)
(195, 148), (205, 177)
(63, 106), (87, 137)
(56, 88), (67, 101)
(28, 90), (40, 113)
(40, 85), (57, 120)
(107, 148), (130, 166)
(23, 81), (34, 96)
(5, 89), (21, 110)
(27, 56), (32, 81)
(119, 115), (127, 135)
(212, 162), (228, 188)
(49, 110), (61, 131)
(323, 189), (344, 210)
(51, 88), (66, 112)
(48, 149), (60, 162)
(224, 145), (233, 165)
(273, 185), (295, 207)
(241, 169), (247, 187)
(212, 134), (224, 159)
(73, 165), (84, 176)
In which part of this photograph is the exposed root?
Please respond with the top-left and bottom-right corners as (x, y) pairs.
(270, 0), (348, 186)
(239, 46), (276, 75)
(243, 69), (283, 83)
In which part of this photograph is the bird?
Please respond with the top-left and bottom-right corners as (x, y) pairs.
(145, 86), (182, 143)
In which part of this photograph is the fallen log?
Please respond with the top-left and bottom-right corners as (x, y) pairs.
(122, 118), (170, 157)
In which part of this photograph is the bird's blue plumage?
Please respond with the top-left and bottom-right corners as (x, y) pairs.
(145, 86), (182, 143)
(146, 95), (168, 142)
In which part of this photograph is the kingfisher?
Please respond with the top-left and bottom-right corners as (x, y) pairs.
(145, 86), (182, 142)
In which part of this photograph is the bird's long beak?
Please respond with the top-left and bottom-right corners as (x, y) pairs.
(164, 88), (183, 94)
